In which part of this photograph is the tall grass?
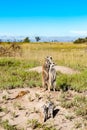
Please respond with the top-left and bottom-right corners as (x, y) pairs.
(0, 57), (41, 89)
(21, 43), (87, 70)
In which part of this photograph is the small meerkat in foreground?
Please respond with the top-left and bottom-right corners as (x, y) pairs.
(14, 90), (30, 99)
(40, 101), (54, 122)
(47, 101), (54, 118)
(8, 90), (30, 100)
(40, 104), (48, 122)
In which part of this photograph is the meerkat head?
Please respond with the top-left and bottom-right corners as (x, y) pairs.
(50, 62), (55, 68)
(45, 56), (53, 67)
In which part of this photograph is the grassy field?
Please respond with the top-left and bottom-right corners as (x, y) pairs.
(0, 42), (87, 91)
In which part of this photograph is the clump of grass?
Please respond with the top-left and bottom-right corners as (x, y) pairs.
(13, 102), (22, 110)
(73, 95), (87, 116)
(43, 125), (57, 130)
(61, 101), (74, 109)
(74, 121), (82, 129)
(2, 95), (8, 100)
(56, 73), (70, 91)
(0, 119), (17, 130)
(0, 107), (3, 112)
(27, 119), (57, 130)
(60, 93), (87, 119)
(0, 106), (9, 115)
(59, 92), (74, 109)
(27, 119), (42, 129)
(56, 71), (87, 92)
(65, 114), (75, 121)
(35, 93), (41, 101)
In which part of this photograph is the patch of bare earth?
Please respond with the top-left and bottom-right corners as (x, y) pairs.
(28, 65), (79, 74)
(0, 87), (86, 130)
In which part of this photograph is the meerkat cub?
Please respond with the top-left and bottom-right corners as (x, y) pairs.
(47, 101), (54, 118)
(40, 101), (54, 122)
(48, 62), (56, 92)
(40, 104), (48, 122)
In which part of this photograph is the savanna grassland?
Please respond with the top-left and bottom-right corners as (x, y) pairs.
(0, 42), (87, 130)
(0, 42), (87, 91)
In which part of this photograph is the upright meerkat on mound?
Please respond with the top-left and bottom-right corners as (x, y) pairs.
(48, 62), (56, 92)
(42, 56), (53, 90)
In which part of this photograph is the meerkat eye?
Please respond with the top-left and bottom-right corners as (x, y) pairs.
(50, 56), (52, 60)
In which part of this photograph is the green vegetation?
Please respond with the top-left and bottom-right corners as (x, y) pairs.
(59, 93), (87, 118)
(27, 119), (57, 130)
(23, 37), (30, 43)
(56, 72), (87, 92)
(0, 42), (87, 92)
(0, 58), (41, 89)
(35, 36), (41, 42)
(74, 37), (87, 43)
(0, 119), (17, 130)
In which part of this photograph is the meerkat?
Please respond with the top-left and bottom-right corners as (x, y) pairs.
(9, 90), (30, 100)
(47, 101), (54, 118)
(14, 90), (30, 99)
(40, 101), (54, 122)
(40, 104), (48, 122)
(6, 90), (30, 100)
(48, 62), (56, 92)
(42, 56), (53, 90)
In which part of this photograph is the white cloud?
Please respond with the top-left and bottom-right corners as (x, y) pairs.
(70, 30), (87, 35)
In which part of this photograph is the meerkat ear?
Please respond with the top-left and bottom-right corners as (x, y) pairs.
(50, 56), (52, 60)
(53, 62), (55, 66)
(45, 56), (48, 60)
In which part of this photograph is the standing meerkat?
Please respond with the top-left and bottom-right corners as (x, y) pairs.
(40, 101), (54, 122)
(48, 62), (56, 92)
(42, 104), (48, 122)
(42, 56), (53, 90)
(47, 101), (54, 118)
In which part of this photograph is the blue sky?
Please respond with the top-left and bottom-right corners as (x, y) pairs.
(0, 0), (87, 36)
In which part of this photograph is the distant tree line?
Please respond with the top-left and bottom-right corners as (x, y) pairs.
(23, 37), (30, 43)
(0, 36), (41, 43)
(74, 37), (87, 43)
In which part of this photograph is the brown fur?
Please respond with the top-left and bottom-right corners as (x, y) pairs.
(14, 90), (30, 99)
(42, 56), (53, 90)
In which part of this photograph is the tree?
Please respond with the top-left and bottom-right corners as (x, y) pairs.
(23, 37), (30, 43)
(35, 36), (40, 42)
(73, 37), (87, 44)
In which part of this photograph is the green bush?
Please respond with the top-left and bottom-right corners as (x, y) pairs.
(74, 37), (87, 43)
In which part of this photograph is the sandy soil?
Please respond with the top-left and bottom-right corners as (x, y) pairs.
(0, 87), (85, 130)
(28, 66), (79, 74)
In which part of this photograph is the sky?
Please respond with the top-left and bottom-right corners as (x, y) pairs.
(0, 0), (87, 37)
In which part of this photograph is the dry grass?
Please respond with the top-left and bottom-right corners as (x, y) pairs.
(19, 42), (87, 70)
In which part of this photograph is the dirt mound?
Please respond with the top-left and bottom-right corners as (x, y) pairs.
(0, 88), (85, 130)
(28, 65), (79, 74)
